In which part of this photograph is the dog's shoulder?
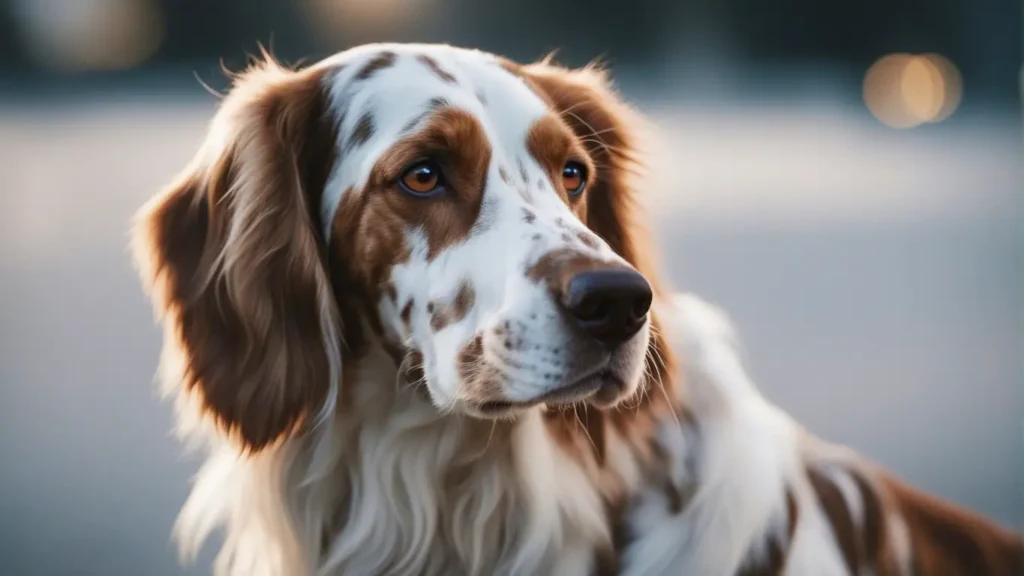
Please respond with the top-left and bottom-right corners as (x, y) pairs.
(640, 293), (1024, 575)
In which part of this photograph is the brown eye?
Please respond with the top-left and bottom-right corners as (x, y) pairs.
(562, 162), (587, 196)
(399, 160), (444, 196)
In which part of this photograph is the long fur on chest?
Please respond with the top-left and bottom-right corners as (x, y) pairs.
(171, 295), (1024, 576)
(176, 345), (615, 576)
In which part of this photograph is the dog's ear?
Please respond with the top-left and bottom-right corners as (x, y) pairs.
(517, 61), (675, 385)
(132, 59), (341, 452)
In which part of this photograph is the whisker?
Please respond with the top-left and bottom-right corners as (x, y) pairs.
(574, 405), (598, 454)
(556, 100), (594, 120)
(577, 126), (620, 139)
(562, 109), (601, 141)
(484, 420), (498, 453)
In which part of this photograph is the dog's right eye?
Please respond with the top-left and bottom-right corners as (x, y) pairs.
(399, 160), (445, 197)
(562, 161), (588, 196)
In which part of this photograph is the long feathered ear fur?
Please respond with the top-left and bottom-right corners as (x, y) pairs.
(132, 59), (342, 453)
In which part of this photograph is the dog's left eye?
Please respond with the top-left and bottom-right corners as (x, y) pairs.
(399, 160), (445, 196)
(562, 161), (587, 196)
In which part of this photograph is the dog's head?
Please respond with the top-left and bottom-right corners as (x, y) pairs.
(134, 44), (670, 451)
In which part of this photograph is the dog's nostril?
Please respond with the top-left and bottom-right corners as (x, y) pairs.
(574, 295), (609, 322)
(563, 268), (652, 347)
(633, 292), (653, 318)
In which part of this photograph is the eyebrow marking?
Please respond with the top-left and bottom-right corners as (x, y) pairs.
(522, 207), (537, 223)
(401, 114), (426, 134)
(402, 97), (454, 133)
(498, 166), (512, 184)
(348, 112), (374, 150)
(356, 51), (397, 80)
(517, 158), (529, 183)
(417, 54), (458, 84)
(428, 96), (450, 109)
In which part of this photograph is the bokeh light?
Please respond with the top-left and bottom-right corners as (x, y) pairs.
(863, 53), (962, 128)
(302, 0), (437, 38)
(11, 0), (164, 72)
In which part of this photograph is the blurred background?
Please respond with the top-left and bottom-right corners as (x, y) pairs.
(0, 0), (1021, 574)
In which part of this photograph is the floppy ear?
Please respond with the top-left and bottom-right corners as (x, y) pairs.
(132, 59), (342, 452)
(518, 61), (675, 385)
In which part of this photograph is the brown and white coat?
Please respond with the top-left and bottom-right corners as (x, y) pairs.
(132, 43), (1024, 575)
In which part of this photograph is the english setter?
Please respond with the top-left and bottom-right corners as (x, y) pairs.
(132, 43), (1023, 575)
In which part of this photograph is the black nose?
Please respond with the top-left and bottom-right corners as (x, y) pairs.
(564, 268), (652, 347)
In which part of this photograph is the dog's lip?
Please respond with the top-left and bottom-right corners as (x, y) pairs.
(475, 369), (621, 415)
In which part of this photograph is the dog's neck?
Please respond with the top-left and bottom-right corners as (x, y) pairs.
(313, 335), (612, 575)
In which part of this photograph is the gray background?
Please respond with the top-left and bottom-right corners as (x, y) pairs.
(1, 0), (1021, 574)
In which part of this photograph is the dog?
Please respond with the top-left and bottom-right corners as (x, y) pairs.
(132, 43), (1023, 575)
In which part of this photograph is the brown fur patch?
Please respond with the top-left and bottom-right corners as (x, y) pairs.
(356, 51), (397, 80)
(417, 54), (458, 84)
(402, 349), (425, 386)
(525, 113), (595, 212)
(807, 466), (860, 574)
(738, 491), (800, 575)
(400, 299), (414, 329)
(457, 334), (503, 403)
(429, 281), (476, 331)
(593, 497), (632, 576)
(131, 59), (342, 452)
(328, 180), (411, 352)
(879, 471), (1024, 575)
(380, 339), (406, 366)
(367, 106), (491, 260)
(799, 460), (1024, 576)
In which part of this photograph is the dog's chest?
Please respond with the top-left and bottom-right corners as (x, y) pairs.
(321, 406), (609, 575)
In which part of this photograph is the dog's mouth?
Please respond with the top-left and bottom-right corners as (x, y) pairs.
(473, 369), (625, 417)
